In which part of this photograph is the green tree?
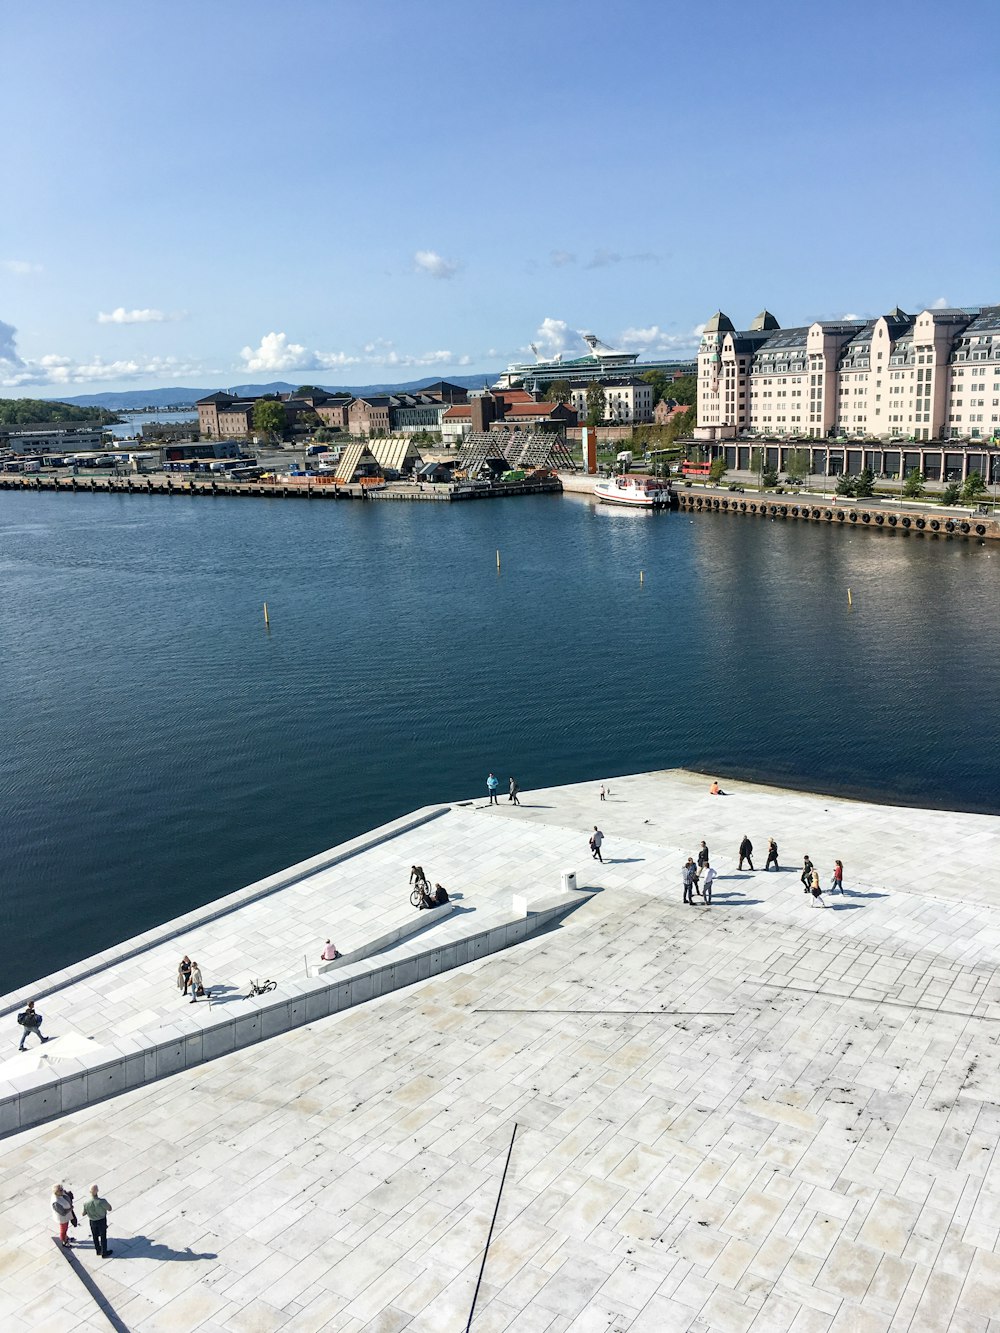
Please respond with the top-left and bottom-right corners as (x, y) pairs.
(253, 399), (287, 441)
(640, 370), (671, 405)
(660, 373), (696, 407)
(961, 471), (986, 503)
(585, 381), (606, 427)
(854, 466), (875, 498)
(941, 481), (962, 505)
(547, 379), (574, 404)
(761, 467), (780, 488)
(663, 405), (695, 446)
(785, 448), (810, 483)
(709, 455), (728, 484)
(835, 473), (856, 497)
(902, 468), (925, 498)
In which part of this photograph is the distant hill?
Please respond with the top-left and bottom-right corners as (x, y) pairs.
(0, 397), (119, 426)
(44, 373), (500, 412)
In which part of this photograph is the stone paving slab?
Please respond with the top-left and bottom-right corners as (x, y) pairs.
(3, 769), (1000, 1331)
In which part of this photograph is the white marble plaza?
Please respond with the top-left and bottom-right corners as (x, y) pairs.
(2, 769), (999, 1331)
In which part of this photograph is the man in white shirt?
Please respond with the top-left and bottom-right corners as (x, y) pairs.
(701, 864), (717, 903)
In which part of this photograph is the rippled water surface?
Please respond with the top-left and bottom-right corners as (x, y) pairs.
(2, 489), (998, 987)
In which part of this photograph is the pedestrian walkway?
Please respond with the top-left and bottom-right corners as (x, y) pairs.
(3, 769), (1000, 1331)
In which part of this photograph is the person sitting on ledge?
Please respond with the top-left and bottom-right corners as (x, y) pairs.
(709, 780), (725, 795)
(431, 883), (450, 906)
(416, 884), (435, 910)
(319, 939), (339, 961)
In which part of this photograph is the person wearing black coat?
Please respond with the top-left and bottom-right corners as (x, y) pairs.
(738, 835), (754, 871)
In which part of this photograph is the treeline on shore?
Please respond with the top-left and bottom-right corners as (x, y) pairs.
(0, 398), (118, 426)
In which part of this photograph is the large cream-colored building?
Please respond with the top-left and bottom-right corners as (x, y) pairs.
(697, 304), (1000, 444)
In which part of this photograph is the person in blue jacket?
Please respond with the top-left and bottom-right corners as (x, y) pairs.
(487, 772), (499, 804)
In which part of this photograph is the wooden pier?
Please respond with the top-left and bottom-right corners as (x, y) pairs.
(0, 474), (562, 503)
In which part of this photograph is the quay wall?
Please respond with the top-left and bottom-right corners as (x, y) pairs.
(673, 488), (1000, 540)
(0, 475), (561, 503)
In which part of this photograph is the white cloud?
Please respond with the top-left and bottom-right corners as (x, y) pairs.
(618, 323), (705, 356)
(842, 312), (859, 321)
(0, 317), (205, 388)
(584, 249), (658, 270)
(240, 331), (319, 373)
(413, 249), (460, 280)
(2, 259), (43, 275)
(550, 250), (576, 267)
(931, 296), (949, 309)
(531, 317), (574, 357)
(97, 306), (181, 324)
(240, 331), (471, 375)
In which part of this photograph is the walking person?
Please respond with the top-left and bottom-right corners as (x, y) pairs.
(17, 1001), (48, 1051)
(599, 783), (606, 801)
(52, 1184), (74, 1247)
(487, 773), (499, 805)
(508, 776), (520, 806)
(82, 1185), (113, 1257)
(189, 961), (204, 1003)
(590, 826), (604, 863)
(765, 838), (779, 871)
(682, 858), (698, 905)
(738, 835), (754, 871)
(800, 855), (814, 896)
(830, 859), (844, 893)
(176, 955), (193, 997)
(810, 867), (825, 907)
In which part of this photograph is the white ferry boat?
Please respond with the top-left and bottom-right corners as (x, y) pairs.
(594, 475), (671, 509)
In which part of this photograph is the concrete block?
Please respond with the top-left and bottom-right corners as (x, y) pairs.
(85, 1060), (126, 1101)
(233, 1013), (263, 1048)
(156, 1042), (186, 1077)
(18, 1085), (60, 1125)
(0, 1094), (19, 1137)
(202, 1025), (235, 1060)
(261, 1003), (293, 1040)
(122, 1055), (146, 1090)
(183, 1031), (203, 1066)
(60, 1072), (90, 1111)
(350, 972), (374, 1005)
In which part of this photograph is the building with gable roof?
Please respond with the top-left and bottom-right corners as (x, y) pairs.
(696, 303), (1000, 447)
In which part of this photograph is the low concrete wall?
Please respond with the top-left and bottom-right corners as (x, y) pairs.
(314, 901), (457, 974)
(0, 892), (578, 1139)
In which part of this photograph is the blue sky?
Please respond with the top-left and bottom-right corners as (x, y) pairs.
(2, 0), (998, 395)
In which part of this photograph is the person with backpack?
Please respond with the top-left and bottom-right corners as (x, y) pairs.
(764, 838), (779, 871)
(17, 1001), (48, 1051)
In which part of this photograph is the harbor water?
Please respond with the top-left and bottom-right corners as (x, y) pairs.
(1, 488), (998, 989)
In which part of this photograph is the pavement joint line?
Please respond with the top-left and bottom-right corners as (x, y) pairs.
(472, 1009), (739, 1015)
(52, 1237), (129, 1332)
(759, 982), (1000, 1019)
(465, 1121), (518, 1333)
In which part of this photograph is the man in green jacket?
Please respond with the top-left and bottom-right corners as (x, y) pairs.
(82, 1185), (113, 1257)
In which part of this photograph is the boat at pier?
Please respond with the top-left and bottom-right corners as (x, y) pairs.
(594, 475), (671, 508)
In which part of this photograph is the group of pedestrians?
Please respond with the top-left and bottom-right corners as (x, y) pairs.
(176, 955), (206, 1002)
(52, 1182), (114, 1256)
(729, 838), (845, 907)
(682, 841), (718, 903)
(487, 773), (520, 805)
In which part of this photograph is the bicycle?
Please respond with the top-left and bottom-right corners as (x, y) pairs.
(247, 978), (277, 998)
(409, 875), (431, 908)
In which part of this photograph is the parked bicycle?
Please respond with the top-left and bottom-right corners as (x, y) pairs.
(247, 978), (277, 998)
